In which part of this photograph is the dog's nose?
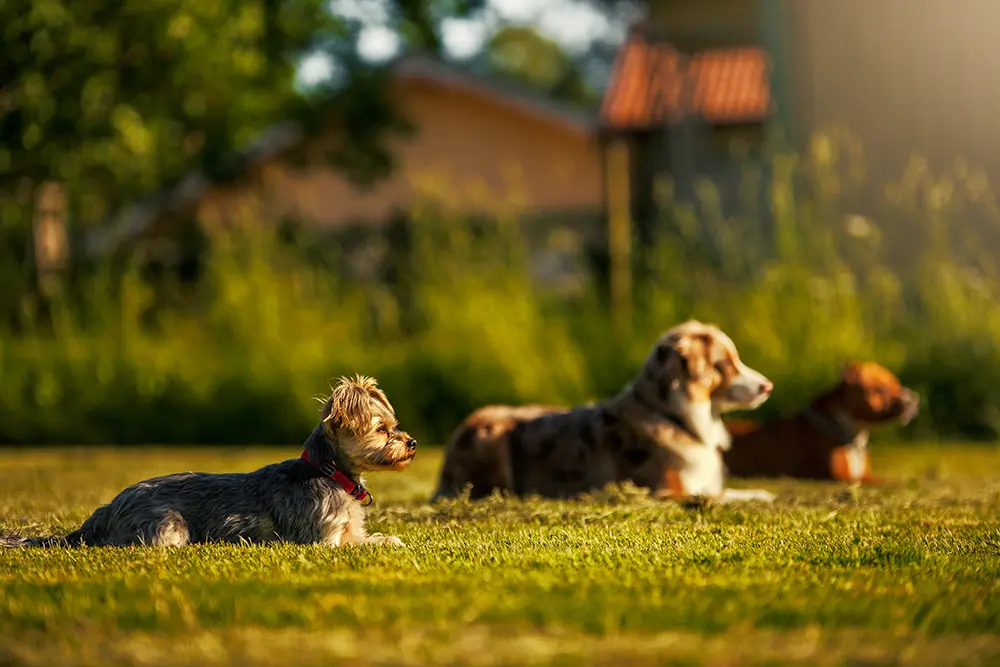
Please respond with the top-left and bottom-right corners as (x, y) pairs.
(759, 381), (773, 395)
(406, 439), (417, 452)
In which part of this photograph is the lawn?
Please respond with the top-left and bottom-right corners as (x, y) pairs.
(1, 443), (999, 666)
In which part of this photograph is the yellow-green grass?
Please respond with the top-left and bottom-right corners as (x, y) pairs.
(2, 443), (1000, 666)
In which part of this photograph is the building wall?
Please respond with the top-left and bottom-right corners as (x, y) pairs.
(198, 77), (604, 230)
(646, 0), (760, 50)
(781, 0), (1000, 183)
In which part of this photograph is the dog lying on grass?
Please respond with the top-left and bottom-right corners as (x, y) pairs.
(433, 320), (776, 504)
(1, 376), (416, 548)
(723, 362), (919, 483)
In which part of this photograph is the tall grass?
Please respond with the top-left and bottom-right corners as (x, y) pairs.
(3, 132), (1000, 445)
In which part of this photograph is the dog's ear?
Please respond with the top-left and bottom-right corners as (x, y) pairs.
(670, 333), (708, 377)
(327, 375), (381, 432)
(841, 362), (863, 385)
(318, 395), (337, 426)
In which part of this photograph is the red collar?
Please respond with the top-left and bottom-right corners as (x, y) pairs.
(300, 450), (373, 506)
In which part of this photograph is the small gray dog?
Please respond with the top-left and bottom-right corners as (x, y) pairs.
(1, 375), (417, 548)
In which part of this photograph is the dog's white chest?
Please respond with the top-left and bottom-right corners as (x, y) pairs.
(315, 489), (368, 547)
(830, 432), (870, 481)
(676, 445), (726, 497)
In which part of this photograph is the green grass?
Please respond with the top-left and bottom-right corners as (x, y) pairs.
(2, 444), (1000, 666)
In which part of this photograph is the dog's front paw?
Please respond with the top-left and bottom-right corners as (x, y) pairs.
(736, 488), (776, 503)
(720, 488), (777, 504)
(367, 533), (405, 547)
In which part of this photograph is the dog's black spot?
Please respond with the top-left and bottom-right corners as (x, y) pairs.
(578, 419), (597, 450)
(657, 378), (671, 401)
(454, 428), (476, 451)
(507, 424), (525, 468)
(600, 411), (617, 427)
(553, 467), (585, 483)
(507, 423), (527, 492)
(623, 448), (650, 466)
(632, 387), (660, 414)
(537, 435), (559, 457)
(508, 423), (525, 454)
(607, 432), (623, 450)
(656, 344), (669, 365)
(293, 459), (325, 483)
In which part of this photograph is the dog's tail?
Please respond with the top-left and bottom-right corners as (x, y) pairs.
(3, 504), (111, 548)
(1, 520), (91, 548)
(0, 533), (81, 548)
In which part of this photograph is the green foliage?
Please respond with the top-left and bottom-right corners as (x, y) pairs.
(0, 0), (334, 216)
(2, 444), (1000, 666)
(4, 135), (1000, 444)
(389, 0), (488, 54)
(0, 0), (410, 324)
(486, 26), (596, 107)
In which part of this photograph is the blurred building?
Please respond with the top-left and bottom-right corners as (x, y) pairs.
(600, 24), (770, 236)
(770, 0), (1000, 185)
(86, 53), (605, 262)
(601, 0), (1000, 234)
(203, 53), (604, 230)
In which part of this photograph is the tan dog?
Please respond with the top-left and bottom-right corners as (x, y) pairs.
(432, 320), (776, 504)
(723, 362), (919, 483)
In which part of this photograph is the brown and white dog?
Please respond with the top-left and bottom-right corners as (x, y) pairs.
(432, 320), (776, 504)
(723, 362), (920, 483)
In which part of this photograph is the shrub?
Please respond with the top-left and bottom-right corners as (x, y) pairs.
(3, 132), (1000, 444)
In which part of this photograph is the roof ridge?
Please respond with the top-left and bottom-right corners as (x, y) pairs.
(600, 30), (771, 129)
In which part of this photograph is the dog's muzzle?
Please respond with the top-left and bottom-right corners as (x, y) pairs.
(724, 366), (773, 409)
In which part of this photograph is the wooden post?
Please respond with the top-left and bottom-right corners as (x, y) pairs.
(605, 137), (632, 336)
(33, 181), (68, 296)
(758, 0), (792, 147)
(384, 209), (415, 335)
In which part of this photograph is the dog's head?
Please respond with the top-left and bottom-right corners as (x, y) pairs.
(645, 320), (773, 415)
(319, 375), (417, 472)
(830, 361), (920, 426)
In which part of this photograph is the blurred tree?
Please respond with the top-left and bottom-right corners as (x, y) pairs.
(381, 0), (639, 109)
(485, 25), (594, 107)
(0, 0), (414, 225)
(385, 0), (640, 60)
(388, 0), (488, 55)
(0, 0), (409, 324)
(0, 0), (637, 326)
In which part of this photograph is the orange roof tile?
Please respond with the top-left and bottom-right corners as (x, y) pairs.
(601, 32), (771, 129)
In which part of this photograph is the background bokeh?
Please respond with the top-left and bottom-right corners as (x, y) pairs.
(4, 0), (1000, 446)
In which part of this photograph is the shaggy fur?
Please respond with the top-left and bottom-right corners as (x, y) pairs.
(432, 320), (776, 504)
(1, 376), (417, 548)
(723, 362), (920, 482)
